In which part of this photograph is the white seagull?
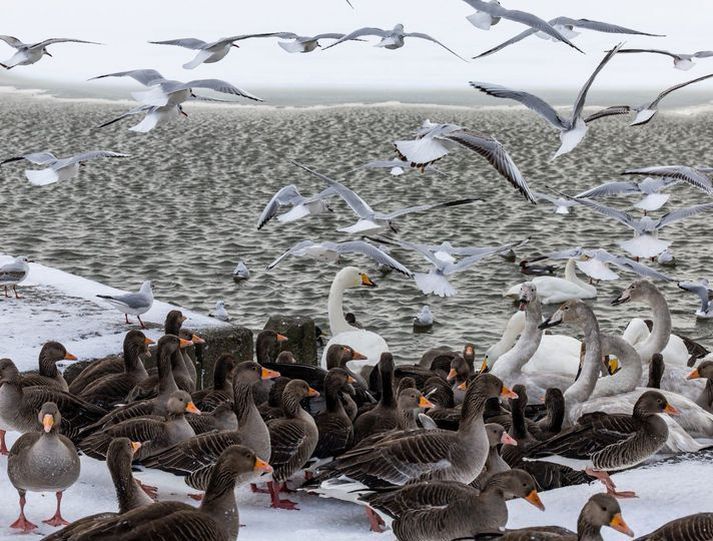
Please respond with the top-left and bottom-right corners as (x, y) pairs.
(567, 196), (713, 258)
(474, 17), (661, 59)
(257, 184), (335, 229)
(393, 120), (535, 202)
(323, 24), (466, 61)
(351, 158), (445, 177)
(0, 36), (99, 69)
(574, 177), (681, 214)
(399, 239), (524, 297)
(90, 69), (262, 106)
(470, 44), (623, 160)
(0, 150), (128, 186)
(97, 281), (154, 329)
(266, 239), (413, 276)
(461, 1), (582, 52)
(617, 48), (713, 71)
(582, 72), (713, 126)
(622, 165), (713, 196)
(0, 256), (30, 299)
(98, 103), (188, 133)
(233, 260), (250, 281)
(209, 300), (231, 322)
(269, 32), (361, 53)
(546, 247), (673, 282)
(532, 191), (577, 214)
(413, 305), (434, 329)
(678, 279), (713, 318)
(291, 162), (480, 235)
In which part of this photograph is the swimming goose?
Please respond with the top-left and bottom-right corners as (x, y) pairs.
(362, 469), (543, 541)
(678, 278), (713, 318)
(1, 150), (128, 186)
(320, 267), (388, 369)
(504, 258), (596, 304)
(21, 341), (77, 391)
(0, 36), (99, 68)
(526, 390), (677, 498)
(190, 353), (236, 411)
(313, 368), (356, 461)
(0, 255), (30, 298)
(68, 445), (272, 541)
(97, 280), (153, 328)
(78, 390), (199, 461)
(42, 438), (152, 541)
(618, 48), (713, 70)
(470, 44), (622, 159)
(575, 177), (680, 214)
(488, 493), (634, 539)
(0, 359), (106, 441)
(633, 512), (713, 540)
(7, 402), (80, 532)
(266, 379), (320, 509)
(78, 332), (154, 408)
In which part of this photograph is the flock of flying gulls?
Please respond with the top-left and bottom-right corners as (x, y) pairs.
(3, 1), (713, 540)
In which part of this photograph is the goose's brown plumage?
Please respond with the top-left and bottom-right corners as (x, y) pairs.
(21, 342), (77, 391)
(688, 360), (713, 412)
(313, 368), (355, 459)
(128, 336), (194, 399)
(256, 329), (288, 363)
(186, 401), (237, 434)
(191, 353), (236, 411)
(634, 512), (713, 541)
(353, 353), (401, 442)
(67, 445), (272, 541)
(471, 423), (516, 489)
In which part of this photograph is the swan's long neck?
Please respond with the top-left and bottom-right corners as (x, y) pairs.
(491, 299), (543, 379)
(564, 258), (594, 292)
(328, 279), (351, 334)
(488, 311), (526, 364)
(592, 334), (643, 398)
(563, 307), (602, 425)
(637, 290), (672, 363)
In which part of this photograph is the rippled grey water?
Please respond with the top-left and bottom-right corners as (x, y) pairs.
(1, 95), (713, 360)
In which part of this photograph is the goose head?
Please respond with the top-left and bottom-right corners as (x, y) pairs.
(235, 361), (280, 384)
(611, 279), (657, 305)
(38, 402), (61, 433)
(397, 387), (434, 412)
(485, 422), (517, 447)
(335, 266), (377, 289)
(166, 390), (201, 415)
(688, 360), (713, 380)
(634, 390), (679, 417)
(216, 445), (273, 479)
(488, 469), (543, 510)
(580, 494), (634, 537)
(0, 358), (19, 384)
(517, 282), (537, 311)
(125, 330), (154, 359)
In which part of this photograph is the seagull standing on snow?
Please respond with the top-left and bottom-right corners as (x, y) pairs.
(323, 24), (466, 61)
(617, 48), (713, 71)
(393, 120), (535, 202)
(473, 17), (661, 59)
(257, 185), (335, 229)
(0, 150), (128, 186)
(461, 1), (582, 52)
(678, 279), (713, 318)
(291, 161), (480, 235)
(470, 44), (623, 159)
(97, 281), (154, 328)
(583, 72), (713, 126)
(0, 256), (30, 299)
(209, 300), (231, 322)
(0, 36), (99, 69)
(574, 177), (681, 214)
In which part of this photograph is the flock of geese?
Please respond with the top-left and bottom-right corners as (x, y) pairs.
(3, 0), (713, 540)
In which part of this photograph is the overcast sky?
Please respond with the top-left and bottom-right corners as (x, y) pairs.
(1, 0), (713, 97)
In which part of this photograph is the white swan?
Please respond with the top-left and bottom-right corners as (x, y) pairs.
(504, 258), (596, 304)
(541, 299), (713, 452)
(320, 267), (388, 370)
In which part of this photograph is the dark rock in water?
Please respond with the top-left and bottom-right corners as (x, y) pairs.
(264, 315), (317, 366)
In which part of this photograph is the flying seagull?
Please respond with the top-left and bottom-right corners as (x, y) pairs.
(97, 281), (154, 328)
(269, 32), (361, 53)
(393, 120), (535, 202)
(617, 48), (713, 71)
(267, 239), (413, 276)
(0, 150), (128, 186)
(470, 43), (623, 159)
(583, 72), (713, 126)
(323, 24), (466, 61)
(574, 177), (680, 214)
(291, 161), (480, 235)
(678, 279), (713, 318)
(97, 103), (189, 133)
(546, 247), (673, 282)
(461, 1), (582, 53)
(0, 36), (99, 69)
(474, 17), (662, 59)
(149, 33), (283, 69)
(622, 165), (713, 196)
(532, 191), (577, 214)
(90, 69), (262, 106)
(257, 184), (336, 230)
(350, 158), (445, 177)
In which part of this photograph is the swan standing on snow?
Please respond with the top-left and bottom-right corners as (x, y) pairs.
(0, 36), (99, 69)
(575, 177), (680, 214)
(320, 267), (388, 370)
(469, 44), (623, 159)
(678, 279), (713, 318)
(0, 150), (128, 186)
(504, 258), (596, 304)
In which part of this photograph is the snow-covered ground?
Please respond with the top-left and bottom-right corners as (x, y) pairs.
(1, 255), (712, 540)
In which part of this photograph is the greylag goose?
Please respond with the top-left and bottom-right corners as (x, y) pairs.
(687, 361), (713, 413)
(265, 379), (320, 509)
(186, 401), (237, 434)
(78, 332), (154, 408)
(256, 329), (289, 363)
(530, 388), (565, 440)
(0, 359), (107, 441)
(448, 355), (474, 404)
(470, 423), (517, 489)
(526, 390), (677, 497)
(312, 368), (356, 461)
(42, 437), (152, 541)
(362, 469), (544, 541)
(130, 333), (196, 398)
(67, 331), (152, 394)
(7, 402), (80, 532)
(190, 353), (236, 411)
(78, 390), (199, 460)
(66, 445), (272, 541)
(162, 309), (204, 390)
(22, 341), (77, 391)
(633, 512), (713, 540)
(139, 361), (279, 494)
(483, 493), (634, 539)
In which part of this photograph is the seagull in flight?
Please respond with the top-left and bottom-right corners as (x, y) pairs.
(546, 247), (672, 282)
(393, 120), (535, 202)
(291, 161), (480, 235)
(617, 48), (713, 71)
(461, 1), (582, 53)
(90, 69), (262, 106)
(470, 44), (623, 159)
(473, 17), (662, 59)
(97, 103), (189, 133)
(351, 158), (445, 177)
(323, 24), (466, 61)
(678, 279), (713, 318)
(1, 150), (128, 186)
(582, 72), (713, 126)
(257, 184), (336, 230)
(0, 36), (99, 69)
(574, 177), (680, 214)
(267, 239), (413, 276)
(532, 191), (577, 215)
(622, 165), (713, 196)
